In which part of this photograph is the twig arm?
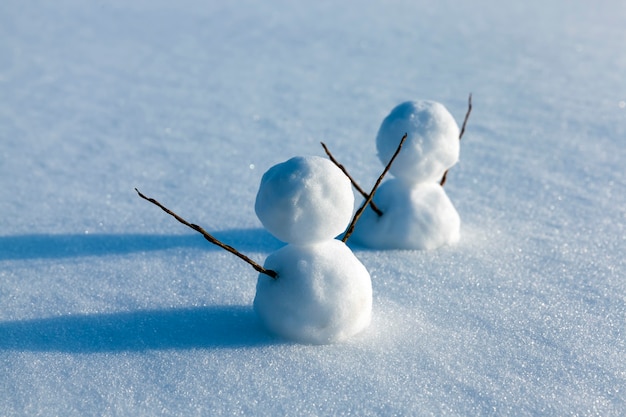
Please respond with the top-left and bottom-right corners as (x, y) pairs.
(135, 188), (278, 279)
(342, 133), (407, 243)
(441, 93), (473, 186)
(458, 93), (473, 141)
(321, 142), (383, 217)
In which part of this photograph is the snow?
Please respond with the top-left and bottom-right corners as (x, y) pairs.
(255, 156), (353, 245)
(255, 240), (372, 345)
(376, 100), (460, 184)
(1, 0), (625, 415)
(351, 180), (461, 250)
(254, 155), (372, 344)
(351, 99), (462, 250)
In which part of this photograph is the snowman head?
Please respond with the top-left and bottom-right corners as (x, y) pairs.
(376, 100), (460, 185)
(255, 156), (354, 245)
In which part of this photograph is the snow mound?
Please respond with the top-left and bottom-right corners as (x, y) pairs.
(254, 240), (372, 344)
(351, 180), (460, 250)
(377, 100), (460, 184)
(255, 156), (354, 244)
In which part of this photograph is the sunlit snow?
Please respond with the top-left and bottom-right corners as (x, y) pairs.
(1, 0), (625, 415)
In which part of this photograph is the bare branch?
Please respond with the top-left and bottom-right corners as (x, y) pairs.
(441, 93), (473, 186)
(342, 133), (407, 243)
(321, 142), (383, 217)
(459, 93), (473, 141)
(439, 170), (449, 187)
(135, 188), (278, 279)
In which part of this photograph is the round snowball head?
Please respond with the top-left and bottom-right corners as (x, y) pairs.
(255, 156), (354, 245)
(376, 100), (460, 184)
(254, 240), (372, 344)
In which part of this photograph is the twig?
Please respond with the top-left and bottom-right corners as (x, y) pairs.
(342, 133), (407, 243)
(135, 188), (278, 279)
(441, 93), (472, 186)
(321, 142), (383, 217)
(458, 93), (473, 141)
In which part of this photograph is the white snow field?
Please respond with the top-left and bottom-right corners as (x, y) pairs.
(1, 0), (625, 415)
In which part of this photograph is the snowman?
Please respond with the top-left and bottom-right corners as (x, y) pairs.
(350, 100), (461, 250)
(254, 156), (372, 344)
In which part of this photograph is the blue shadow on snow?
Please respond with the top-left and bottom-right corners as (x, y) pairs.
(0, 305), (279, 352)
(0, 229), (283, 261)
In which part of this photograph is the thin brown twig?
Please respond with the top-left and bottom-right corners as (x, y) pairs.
(440, 93), (473, 186)
(342, 133), (407, 243)
(135, 188), (278, 279)
(321, 142), (383, 217)
(458, 93), (473, 141)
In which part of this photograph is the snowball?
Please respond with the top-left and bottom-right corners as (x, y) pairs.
(350, 179), (460, 250)
(377, 100), (460, 184)
(255, 156), (354, 245)
(254, 240), (372, 344)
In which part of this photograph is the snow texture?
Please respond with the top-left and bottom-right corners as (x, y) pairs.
(1, 0), (625, 415)
(352, 100), (461, 250)
(254, 155), (372, 344)
(254, 240), (372, 344)
(255, 156), (353, 244)
(377, 100), (460, 185)
(351, 180), (461, 250)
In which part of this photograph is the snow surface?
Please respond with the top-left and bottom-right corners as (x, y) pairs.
(1, 0), (625, 415)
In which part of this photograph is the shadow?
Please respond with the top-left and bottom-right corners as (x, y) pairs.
(0, 305), (280, 352)
(0, 229), (284, 261)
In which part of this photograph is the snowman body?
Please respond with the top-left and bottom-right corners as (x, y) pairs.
(254, 156), (372, 344)
(352, 100), (461, 250)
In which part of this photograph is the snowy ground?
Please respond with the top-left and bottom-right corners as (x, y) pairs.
(1, 0), (625, 415)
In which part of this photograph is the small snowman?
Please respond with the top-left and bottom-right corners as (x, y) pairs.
(254, 156), (372, 344)
(351, 100), (461, 250)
